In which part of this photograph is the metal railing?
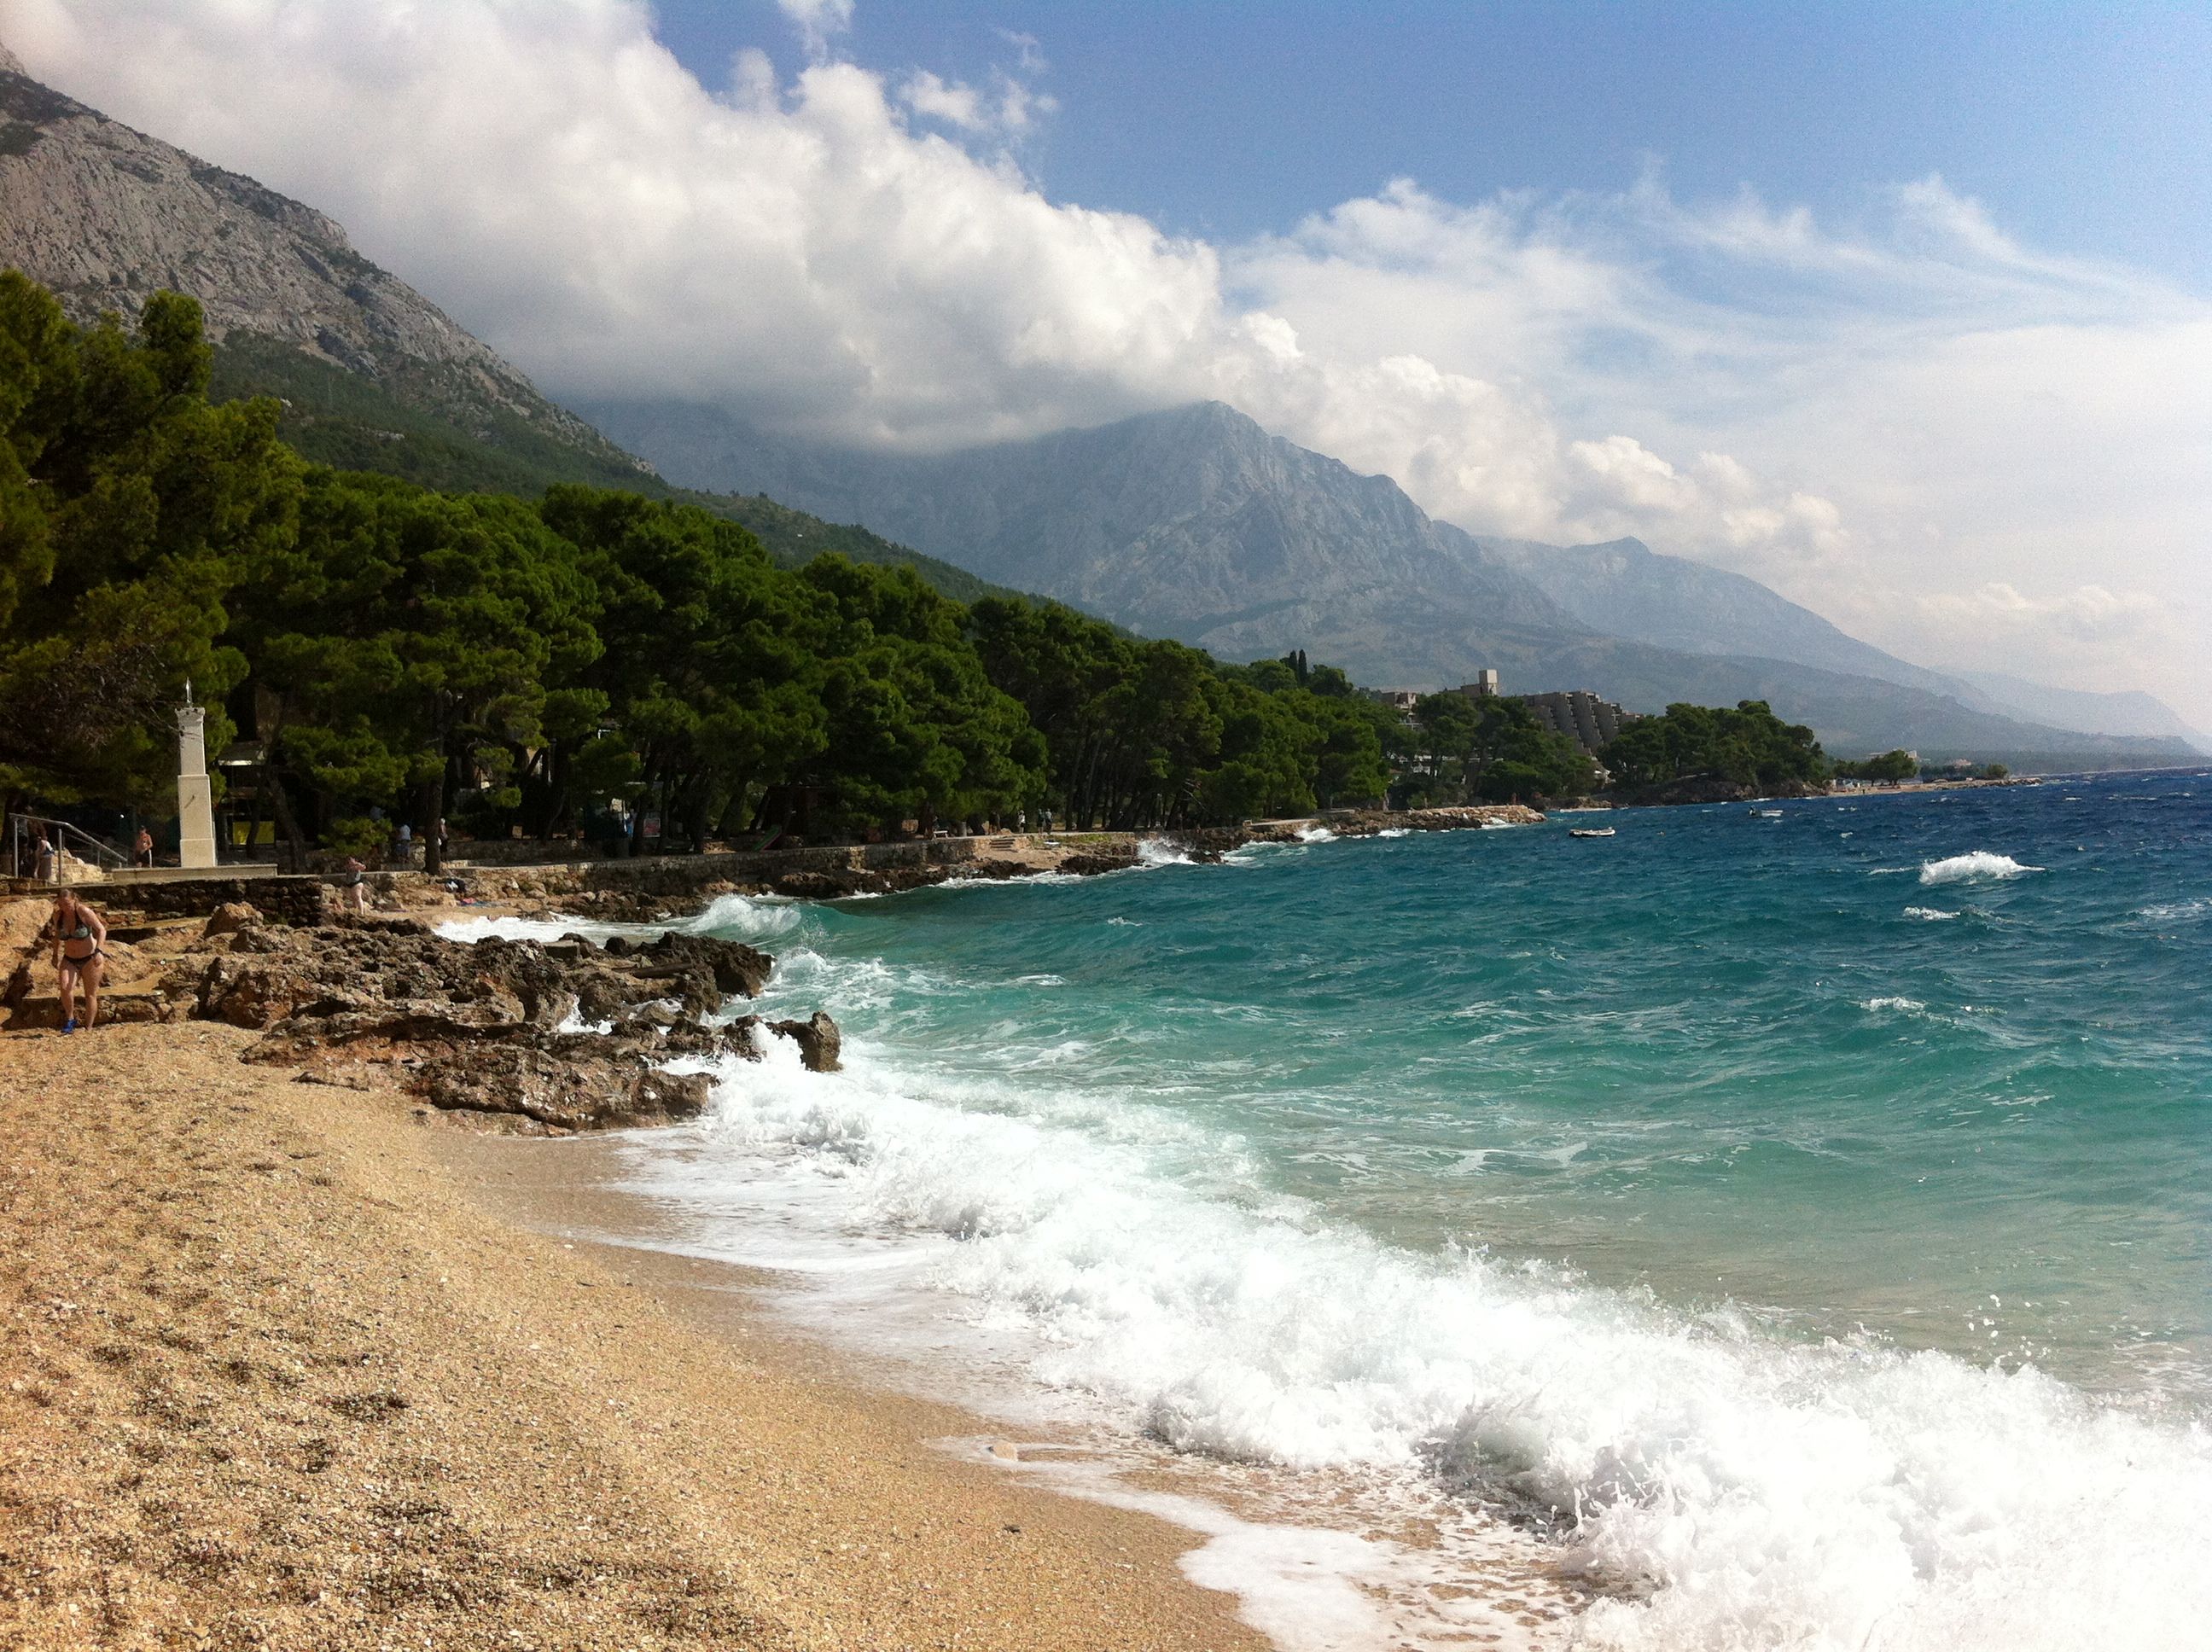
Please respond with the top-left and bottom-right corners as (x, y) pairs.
(7, 813), (131, 882)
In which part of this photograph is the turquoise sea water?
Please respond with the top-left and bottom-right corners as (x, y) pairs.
(454, 770), (2212, 1649)
(758, 771), (2209, 1402)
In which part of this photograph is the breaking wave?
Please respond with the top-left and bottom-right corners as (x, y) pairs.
(631, 1024), (2212, 1651)
(1918, 851), (2043, 885)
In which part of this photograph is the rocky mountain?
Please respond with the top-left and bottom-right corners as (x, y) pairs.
(0, 51), (644, 482)
(608, 399), (1580, 643)
(588, 397), (2198, 765)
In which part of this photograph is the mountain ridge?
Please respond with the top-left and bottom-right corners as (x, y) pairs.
(588, 396), (2198, 765)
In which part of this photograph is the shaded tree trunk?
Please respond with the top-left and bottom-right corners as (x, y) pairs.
(421, 770), (446, 876)
(265, 763), (310, 874)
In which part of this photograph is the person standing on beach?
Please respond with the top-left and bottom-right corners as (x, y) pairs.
(342, 856), (369, 915)
(33, 827), (55, 882)
(49, 889), (105, 1032)
(134, 827), (154, 868)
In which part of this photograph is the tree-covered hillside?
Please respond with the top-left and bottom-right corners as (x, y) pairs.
(208, 333), (1045, 611)
(3, 279), (1429, 864)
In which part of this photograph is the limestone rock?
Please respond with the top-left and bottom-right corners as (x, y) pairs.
(1059, 851), (1138, 877)
(201, 902), (262, 939)
(141, 913), (795, 1131)
(768, 1010), (843, 1073)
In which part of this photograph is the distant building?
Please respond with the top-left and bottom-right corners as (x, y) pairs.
(1363, 689), (1423, 715)
(1460, 669), (1499, 699)
(1516, 689), (1639, 753)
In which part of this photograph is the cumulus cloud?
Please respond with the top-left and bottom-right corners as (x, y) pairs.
(6, 0), (2205, 714)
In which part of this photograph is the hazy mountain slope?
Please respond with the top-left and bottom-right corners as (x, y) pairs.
(194, 334), (1022, 599)
(591, 398), (1582, 641)
(1466, 538), (2204, 752)
(1470, 535), (1965, 695)
(0, 53), (643, 480)
(1949, 670), (2209, 748)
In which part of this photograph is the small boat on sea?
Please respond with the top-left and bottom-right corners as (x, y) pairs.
(1569, 826), (1616, 839)
(1752, 808), (1784, 819)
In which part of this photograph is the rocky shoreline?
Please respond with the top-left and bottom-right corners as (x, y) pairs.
(481, 805), (1546, 912)
(1, 805), (1543, 1136)
(2, 904), (829, 1134)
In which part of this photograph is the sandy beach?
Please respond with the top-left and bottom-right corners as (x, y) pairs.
(0, 1021), (1266, 1651)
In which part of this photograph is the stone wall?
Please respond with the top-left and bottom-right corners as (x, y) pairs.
(114, 875), (335, 926)
(443, 836), (999, 873)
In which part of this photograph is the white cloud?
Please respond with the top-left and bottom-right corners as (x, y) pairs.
(777, 0), (851, 61)
(7, 0), (2206, 718)
(897, 69), (985, 131)
(896, 67), (1057, 140)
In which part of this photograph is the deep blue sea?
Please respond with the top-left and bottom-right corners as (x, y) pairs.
(454, 769), (2212, 1650)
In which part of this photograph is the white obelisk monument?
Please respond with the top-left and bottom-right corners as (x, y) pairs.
(177, 685), (218, 870)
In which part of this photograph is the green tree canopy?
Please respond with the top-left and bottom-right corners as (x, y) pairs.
(0, 276), (300, 808)
(236, 469), (600, 868)
(1833, 748), (1918, 782)
(540, 486), (829, 847)
(1602, 700), (1828, 791)
(800, 557), (1044, 835)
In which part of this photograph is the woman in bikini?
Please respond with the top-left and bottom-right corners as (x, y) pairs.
(50, 889), (106, 1033)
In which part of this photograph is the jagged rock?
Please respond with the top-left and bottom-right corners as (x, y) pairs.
(597, 931), (772, 1003)
(768, 1010), (842, 1073)
(149, 914), (794, 1131)
(201, 901), (262, 939)
(190, 945), (349, 1029)
(961, 859), (1034, 881)
(770, 870), (853, 899)
(414, 1046), (713, 1131)
(1059, 851), (1138, 876)
(540, 888), (677, 922)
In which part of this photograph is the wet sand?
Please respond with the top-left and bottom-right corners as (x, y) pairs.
(0, 1021), (1265, 1650)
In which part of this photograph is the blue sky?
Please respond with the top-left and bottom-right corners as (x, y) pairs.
(656, 1), (2212, 286)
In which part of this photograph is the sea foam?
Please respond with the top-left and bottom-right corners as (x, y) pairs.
(1918, 850), (2042, 885)
(677, 891), (806, 939)
(435, 912), (610, 944)
(624, 1019), (2212, 1652)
